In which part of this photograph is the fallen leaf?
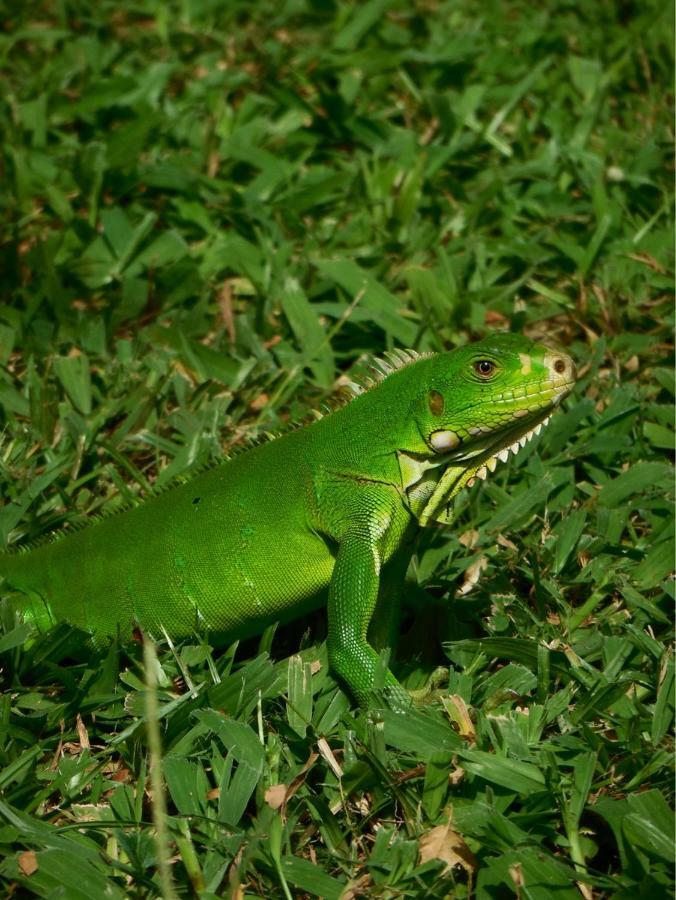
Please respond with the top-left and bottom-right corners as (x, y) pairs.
(448, 766), (465, 786)
(457, 555), (488, 596)
(577, 880), (594, 900)
(459, 529), (480, 549)
(265, 751), (320, 815)
(496, 534), (518, 552)
(76, 713), (90, 751)
(218, 280), (236, 343)
(627, 251), (667, 274)
(418, 821), (476, 874)
(485, 310), (509, 327)
(317, 737), (343, 778)
(509, 862), (524, 891)
(249, 393), (269, 411)
(18, 851), (38, 877)
(279, 752), (319, 816)
(265, 783), (287, 810)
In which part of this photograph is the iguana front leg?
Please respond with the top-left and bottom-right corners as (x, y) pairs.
(369, 541), (449, 706)
(368, 538), (415, 656)
(327, 536), (410, 707)
(317, 477), (413, 707)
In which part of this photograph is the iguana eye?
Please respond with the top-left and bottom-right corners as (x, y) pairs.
(474, 360), (496, 378)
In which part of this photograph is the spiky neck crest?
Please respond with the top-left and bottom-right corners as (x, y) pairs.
(339, 348), (434, 400)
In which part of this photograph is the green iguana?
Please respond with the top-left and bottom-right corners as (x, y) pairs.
(0, 333), (575, 706)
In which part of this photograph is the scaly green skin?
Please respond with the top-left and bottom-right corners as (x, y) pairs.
(0, 334), (575, 706)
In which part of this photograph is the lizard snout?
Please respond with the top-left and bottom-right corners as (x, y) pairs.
(544, 350), (576, 387)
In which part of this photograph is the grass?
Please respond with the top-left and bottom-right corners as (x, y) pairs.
(0, 0), (673, 897)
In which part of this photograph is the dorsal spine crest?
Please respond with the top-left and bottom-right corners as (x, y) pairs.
(3, 348), (434, 553)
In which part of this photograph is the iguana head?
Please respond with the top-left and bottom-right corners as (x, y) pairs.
(397, 333), (576, 525)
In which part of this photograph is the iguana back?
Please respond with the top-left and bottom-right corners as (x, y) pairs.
(1, 425), (337, 639)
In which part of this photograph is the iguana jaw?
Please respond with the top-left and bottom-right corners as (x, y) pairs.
(399, 377), (574, 526)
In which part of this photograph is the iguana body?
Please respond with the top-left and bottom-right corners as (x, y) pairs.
(0, 334), (575, 705)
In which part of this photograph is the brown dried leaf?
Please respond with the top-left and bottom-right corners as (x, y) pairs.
(172, 360), (198, 386)
(228, 845), (245, 899)
(76, 713), (90, 751)
(496, 534), (518, 552)
(280, 752), (319, 813)
(457, 555), (488, 596)
(265, 783), (287, 810)
(265, 752), (320, 815)
(207, 151), (220, 179)
(459, 529), (480, 549)
(419, 822), (476, 874)
(627, 251), (667, 274)
(485, 310), (509, 327)
(577, 880), (594, 900)
(217, 280), (236, 343)
(509, 862), (524, 890)
(448, 765), (465, 786)
(18, 851), (38, 877)
(394, 763), (426, 785)
(317, 737), (343, 779)
(249, 393), (269, 412)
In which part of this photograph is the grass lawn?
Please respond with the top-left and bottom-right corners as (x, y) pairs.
(0, 1), (673, 897)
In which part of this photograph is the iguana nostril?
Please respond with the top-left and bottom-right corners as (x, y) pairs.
(553, 358), (567, 374)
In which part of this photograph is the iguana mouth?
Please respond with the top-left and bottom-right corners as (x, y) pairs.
(444, 375), (575, 469)
(456, 409), (553, 487)
(400, 377), (575, 526)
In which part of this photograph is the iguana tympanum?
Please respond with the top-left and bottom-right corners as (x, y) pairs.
(0, 333), (575, 706)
